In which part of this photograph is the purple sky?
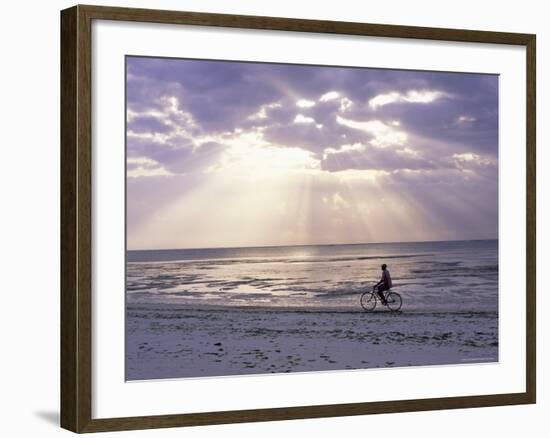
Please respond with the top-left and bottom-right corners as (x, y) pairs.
(126, 56), (498, 250)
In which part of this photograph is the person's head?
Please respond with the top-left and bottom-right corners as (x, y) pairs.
(381, 264), (387, 271)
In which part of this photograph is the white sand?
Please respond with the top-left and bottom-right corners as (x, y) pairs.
(126, 304), (498, 380)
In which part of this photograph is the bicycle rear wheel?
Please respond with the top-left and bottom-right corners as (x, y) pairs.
(360, 291), (377, 312)
(385, 292), (402, 312)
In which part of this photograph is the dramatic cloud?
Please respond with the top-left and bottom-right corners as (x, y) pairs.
(335, 116), (407, 148)
(248, 102), (281, 121)
(369, 89), (448, 109)
(126, 56), (498, 249)
(293, 114), (317, 124)
(457, 115), (477, 123)
(319, 91), (340, 102)
(127, 157), (173, 178)
(296, 99), (316, 108)
(322, 143), (436, 172)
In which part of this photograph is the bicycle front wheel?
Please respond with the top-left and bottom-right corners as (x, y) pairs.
(386, 292), (402, 312)
(360, 291), (377, 312)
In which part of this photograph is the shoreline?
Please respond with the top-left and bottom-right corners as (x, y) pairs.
(127, 302), (498, 315)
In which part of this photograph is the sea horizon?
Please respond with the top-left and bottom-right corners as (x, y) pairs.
(127, 237), (498, 254)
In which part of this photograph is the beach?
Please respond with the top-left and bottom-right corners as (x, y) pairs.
(126, 240), (498, 380)
(126, 304), (498, 380)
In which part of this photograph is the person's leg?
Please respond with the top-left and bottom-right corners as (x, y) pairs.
(377, 286), (387, 304)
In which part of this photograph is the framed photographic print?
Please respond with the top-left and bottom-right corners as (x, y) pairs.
(60, 4), (536, 433)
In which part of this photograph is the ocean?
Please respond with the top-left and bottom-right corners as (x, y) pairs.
(126, 239), (498, 313)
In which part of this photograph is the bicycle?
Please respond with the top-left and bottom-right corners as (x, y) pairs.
(360, 286), (402, 312)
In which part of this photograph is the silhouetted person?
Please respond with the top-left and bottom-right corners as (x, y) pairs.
(374, 263), (392, 305)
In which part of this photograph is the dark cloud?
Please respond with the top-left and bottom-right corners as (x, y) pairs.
(128, 114), (173, 135)
(127, 57), (496, 154)
(129, 57), (497, 171)
(127, 134), (224, 175)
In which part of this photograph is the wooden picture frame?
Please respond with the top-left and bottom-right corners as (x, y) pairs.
(61, 4), (536, 433)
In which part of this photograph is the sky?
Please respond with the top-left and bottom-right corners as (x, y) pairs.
(126, 56), (498, 250)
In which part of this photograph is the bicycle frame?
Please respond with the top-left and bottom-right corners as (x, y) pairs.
(372, 286), (391, 300)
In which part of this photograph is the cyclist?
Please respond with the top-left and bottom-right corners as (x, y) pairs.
(374, 263), (392, 305)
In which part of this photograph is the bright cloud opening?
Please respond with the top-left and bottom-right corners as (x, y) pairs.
(339, 97), (353, 112)
(319, 91), (340, 102)
(296, 99), (316, 108)
(369, 89), (447, 109)
(336, 116), (407, 147)
(453, 152), (495, 168)
(221, 143), (319, 177)
(294, 114), (316, 124)
(457, 115), (477, 123)
(248, 102), (282, 120)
